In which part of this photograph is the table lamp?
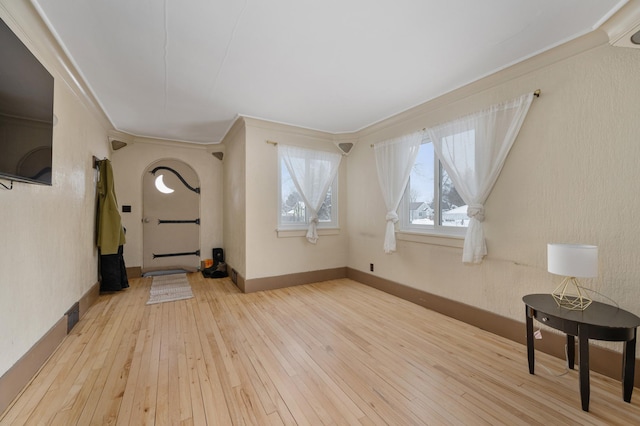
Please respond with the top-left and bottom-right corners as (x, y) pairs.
(547, 243), (598, 310)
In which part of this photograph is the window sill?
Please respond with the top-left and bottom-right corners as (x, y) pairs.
(396, 231), (464, 248)
(276, 228), (341, 238)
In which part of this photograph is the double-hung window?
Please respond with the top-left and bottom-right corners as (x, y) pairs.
(278, 152), (338, 230)
(399, 140), (467, 235)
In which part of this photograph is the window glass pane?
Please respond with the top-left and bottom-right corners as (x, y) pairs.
(317, 186), (332, 222)
(400, 141), (467, 233)
(439, 166), (467, 227)
(280, 160), (306, 224)
(438, 128), (473, 228)
(408, 143), (434, 225)
(279, 159), (336, 226)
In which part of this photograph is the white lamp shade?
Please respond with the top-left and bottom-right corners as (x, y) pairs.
(547, 243), (598, 278)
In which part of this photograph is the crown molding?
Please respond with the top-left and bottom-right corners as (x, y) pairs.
(602, 0), (640, 48)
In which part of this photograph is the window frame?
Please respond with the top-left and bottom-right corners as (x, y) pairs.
(398, 140), (467, 238)
(277, 154), (339, 231)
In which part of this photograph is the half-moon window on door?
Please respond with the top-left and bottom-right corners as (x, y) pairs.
(154, 175), (174, 194)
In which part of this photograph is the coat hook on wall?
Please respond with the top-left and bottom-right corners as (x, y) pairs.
(92, 156), (106, 169)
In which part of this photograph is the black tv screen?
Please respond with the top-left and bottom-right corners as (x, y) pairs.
(0, 16), (54, 186)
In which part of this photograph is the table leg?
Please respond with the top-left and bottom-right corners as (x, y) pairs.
(622, 331), (637, 403)
(578, 324), (590, 412)
(567, 335), (575, 370)
(526, 306), (534, 374)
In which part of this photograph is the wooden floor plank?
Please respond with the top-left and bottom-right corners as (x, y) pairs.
(115, 280), (153, 426)
(189, 296), (235, 425)
(180, 301), (209, 426)
(0, 296), (110, 425)
(2, 276), (640, 425)
(174, 300), (194, 424)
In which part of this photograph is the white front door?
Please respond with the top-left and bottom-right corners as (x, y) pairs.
(142, 159), (200, 273)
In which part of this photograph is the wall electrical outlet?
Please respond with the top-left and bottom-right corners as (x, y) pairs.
(370, 263), (374, 272)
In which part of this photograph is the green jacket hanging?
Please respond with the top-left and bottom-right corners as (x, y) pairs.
(96, 159), (126, 254)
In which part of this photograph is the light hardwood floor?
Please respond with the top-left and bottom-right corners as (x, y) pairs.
(2, 274), (640, 425)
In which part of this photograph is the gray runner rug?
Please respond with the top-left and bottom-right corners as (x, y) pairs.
(146, 273), (194, 305)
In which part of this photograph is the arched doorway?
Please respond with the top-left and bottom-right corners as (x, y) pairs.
(142, 159), (200, 273)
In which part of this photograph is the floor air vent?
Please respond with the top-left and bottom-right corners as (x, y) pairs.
(66, 302), (79, 333)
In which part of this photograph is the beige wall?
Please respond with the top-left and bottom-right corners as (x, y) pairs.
(222, 119), (247, 278)
(242, 118), (349, 280)
(111, 139), (223, 270)
(347, 30), (640, 347)
(0, 1), (111, 378)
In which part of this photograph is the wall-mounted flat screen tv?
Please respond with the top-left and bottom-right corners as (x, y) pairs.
(0, 16), (54, 186)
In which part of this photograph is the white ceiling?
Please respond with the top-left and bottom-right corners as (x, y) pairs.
(32, 0), (626, 144)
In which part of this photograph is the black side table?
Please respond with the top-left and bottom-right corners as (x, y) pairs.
(523, 294), (640, 412)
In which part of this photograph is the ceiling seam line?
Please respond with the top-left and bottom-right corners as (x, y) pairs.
(164, 0), (169, 112)
(209, 0), (248, 96)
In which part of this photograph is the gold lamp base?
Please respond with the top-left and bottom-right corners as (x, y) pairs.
(552, 277), (592, 311)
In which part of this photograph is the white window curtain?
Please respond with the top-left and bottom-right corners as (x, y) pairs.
(427, 92), (534, 264)
(279, 144), (342, 243)
(373, 131), (422, 253)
